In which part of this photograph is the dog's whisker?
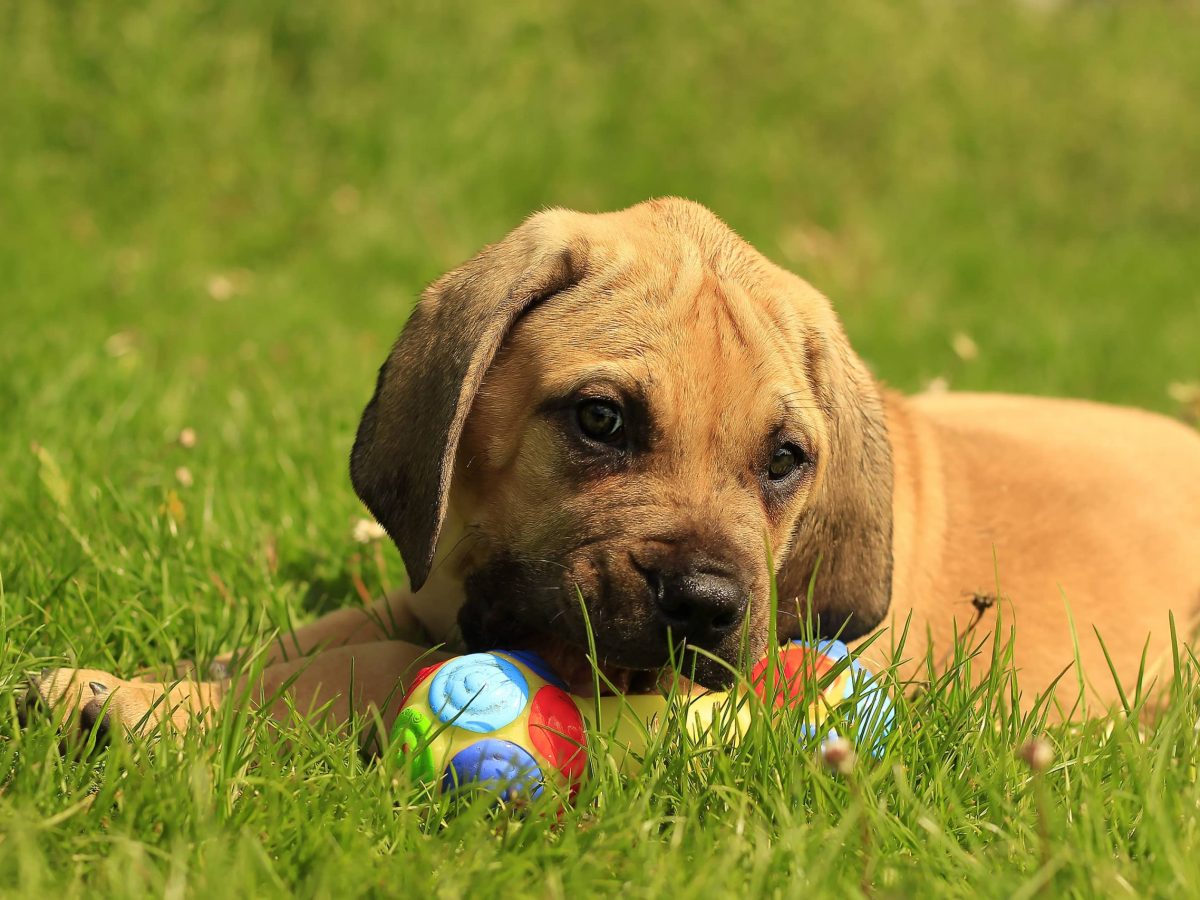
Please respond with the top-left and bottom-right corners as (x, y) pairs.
(427, 528), (485, 578)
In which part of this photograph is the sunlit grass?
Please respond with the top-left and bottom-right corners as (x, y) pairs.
(7, 600), (1200, 897)
(3, 0), (1200, 895)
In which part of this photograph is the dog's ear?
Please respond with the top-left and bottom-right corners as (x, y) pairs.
(786, 327), (894, 641)
(350, 215), (585, 590)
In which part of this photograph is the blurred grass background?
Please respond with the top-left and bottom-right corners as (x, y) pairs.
(2, 1), (1199, 895)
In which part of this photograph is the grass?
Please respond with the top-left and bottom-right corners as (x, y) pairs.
(3, 0), (1200, 895)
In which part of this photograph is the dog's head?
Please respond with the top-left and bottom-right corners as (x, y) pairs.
(351, 199), (892, 688)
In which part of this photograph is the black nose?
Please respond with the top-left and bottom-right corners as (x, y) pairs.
(646, 570), (748, 643)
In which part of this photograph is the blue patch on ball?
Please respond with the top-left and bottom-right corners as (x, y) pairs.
(811, 638), (850, 663)
(428, 653), (529, 733)
(442, 738), (544, 799)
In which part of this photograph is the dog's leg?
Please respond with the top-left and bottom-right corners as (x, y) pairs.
(245, 641), (451, 729)
(21, 667), (225, 741)
(22, 640), (450, 745)
(124, 591), (423, 684)
(208, 587), (429, 677)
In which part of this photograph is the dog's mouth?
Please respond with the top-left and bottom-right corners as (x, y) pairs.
(467, 621), (737, 696)
(514, 636), (666, 696)
(457, 605), (670, 695)
(457, 551), (751, 693)
(530, 634), (746, 697)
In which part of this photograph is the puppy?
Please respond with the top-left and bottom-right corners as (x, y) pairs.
(26, 198), (1200, 741)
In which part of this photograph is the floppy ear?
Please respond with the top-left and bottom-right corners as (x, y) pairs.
(783, 327), (894, 641)
(350, 216), (585, 590)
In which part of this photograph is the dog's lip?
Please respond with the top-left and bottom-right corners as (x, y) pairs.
(515, 641), (658, 695)
(530, 624), (746, 693)
(558, 637), (667, 674)
(469, 575), (736, 690)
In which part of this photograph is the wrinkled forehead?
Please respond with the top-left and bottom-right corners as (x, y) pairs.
(506, 259), (822, 432)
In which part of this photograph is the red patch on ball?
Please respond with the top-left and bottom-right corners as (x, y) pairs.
(398, 660), (446, 710)
(750, 646), (835, 709)
(528, 685), (587, 783)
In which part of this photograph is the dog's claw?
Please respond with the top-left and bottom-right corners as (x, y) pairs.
(89, 681), (109, 697)
(78, 699), (111, 748)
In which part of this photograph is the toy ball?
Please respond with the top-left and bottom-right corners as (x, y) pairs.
(392, 650), (586, 801)
(392, 640), (892, 802)
(750, 638), (895, 745)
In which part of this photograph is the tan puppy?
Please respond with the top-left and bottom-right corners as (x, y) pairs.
(26, 198), (1200, 741)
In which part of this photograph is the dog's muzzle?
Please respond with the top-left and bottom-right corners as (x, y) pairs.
(639, 566), (749, 646)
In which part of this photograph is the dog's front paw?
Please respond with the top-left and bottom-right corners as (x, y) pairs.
(19, 668), (217, 745)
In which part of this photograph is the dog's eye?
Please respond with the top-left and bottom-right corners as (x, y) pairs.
(767, 444), (805, 480)
(577, 399), (625, 443)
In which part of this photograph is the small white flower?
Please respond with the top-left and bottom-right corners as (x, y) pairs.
(1168, 382), (1200, 423)
(353, 517), (387, 544)
(104, 331), (137, 358)
(204, 269), (253, 301)
(951, 332), (979, 361)
(1018, 737), (1054, 773)
(206, 273), (236, 301)
(1167, 381), (1200, 405)
(821, 737), (856, 775)
(178, 427), (198, 449)
(175, 466), (194, 488)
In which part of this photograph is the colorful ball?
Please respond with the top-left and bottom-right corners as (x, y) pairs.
(394, 651), (587, 802)
(391, 640), (893, 802)
(749, 639), (893, 752)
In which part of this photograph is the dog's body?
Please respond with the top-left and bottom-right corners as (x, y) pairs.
(883, 390), (1200, 704)
(28, 199), (1200, 738)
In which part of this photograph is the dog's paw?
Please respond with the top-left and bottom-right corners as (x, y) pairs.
(19, 668), (217, 745)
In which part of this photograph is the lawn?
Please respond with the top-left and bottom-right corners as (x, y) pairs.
(3, 0), (1200, 896)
